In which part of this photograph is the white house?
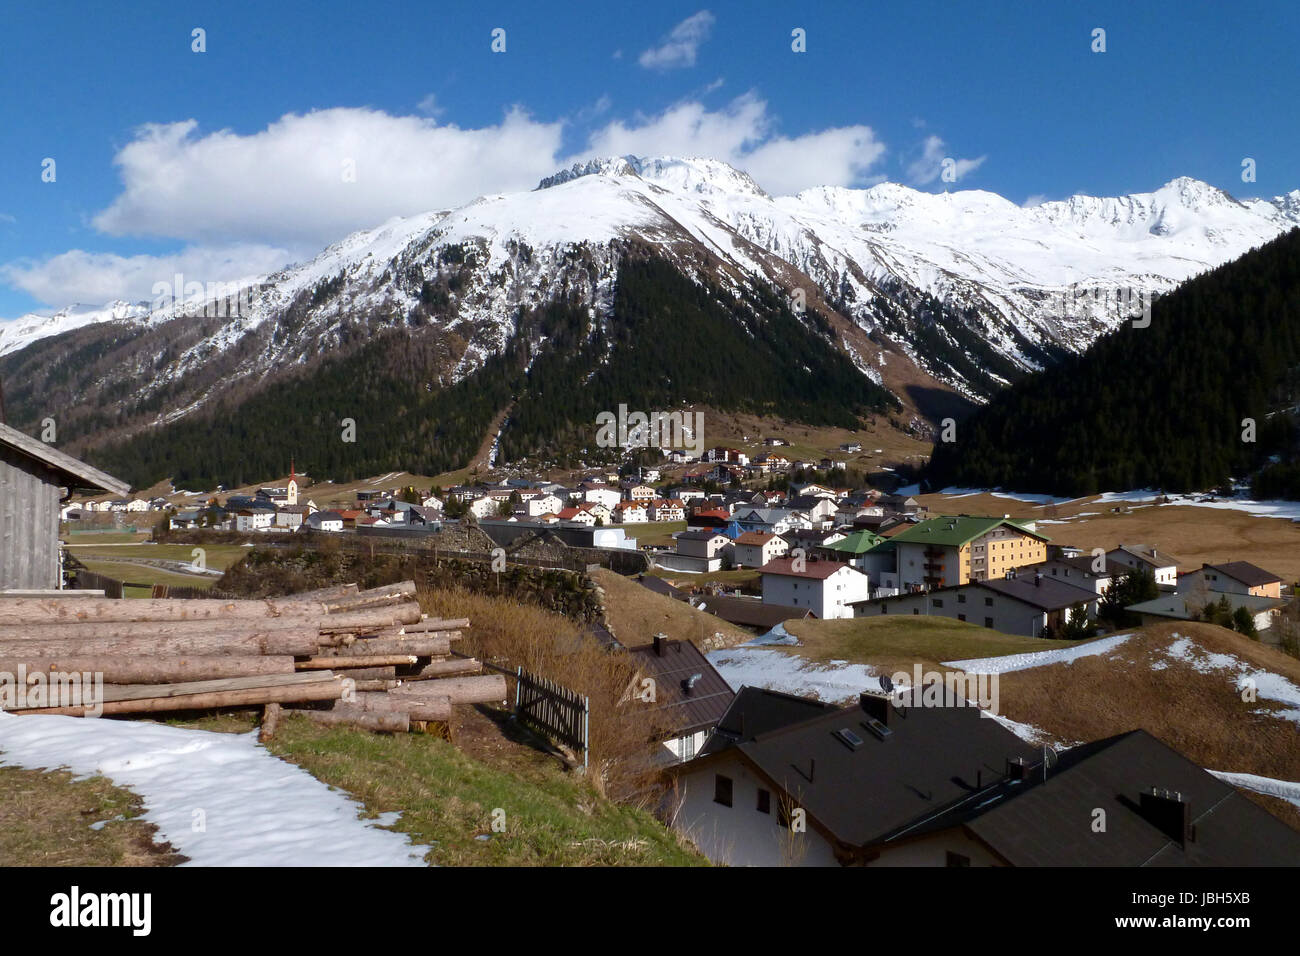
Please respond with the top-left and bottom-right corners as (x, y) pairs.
(1106, 545), (1180, 587)
(733, 531), (789, 569)
(582, 485), (623, 511)
(612, 501), (650, 524)
(235, 509), (275, 532)
(648, 499), (686, 522)
(468, 497), (501, 520)
(759, 557), (872, 619)
(526, 494), (563, 518)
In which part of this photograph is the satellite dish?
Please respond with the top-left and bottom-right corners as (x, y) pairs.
(879, 674), (894, 693)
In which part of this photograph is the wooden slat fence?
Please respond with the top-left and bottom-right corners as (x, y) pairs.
(514, 667), (590, 769)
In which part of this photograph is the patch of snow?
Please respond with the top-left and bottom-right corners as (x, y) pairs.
(1161, 635), (1300, 726)
(0, 713), (426, 866)
(944, 634), (1133, 675)
(706, 647), (883, 703)
(1209, 770), (1300, 808)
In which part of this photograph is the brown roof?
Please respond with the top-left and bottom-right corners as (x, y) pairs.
(735, 531), (777, 546)
(759, 556), (853, 580)
(625, 638), (735, 737)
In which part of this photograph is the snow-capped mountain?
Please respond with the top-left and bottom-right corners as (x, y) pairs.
(0, 300), (150, 358)
(4, 156), (1298, 465)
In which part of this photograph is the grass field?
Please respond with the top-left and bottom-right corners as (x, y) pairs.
(0, 766), (183, 866)
(591, 568), (754, 648)
(646, 567), (761, 589)
(76, 559), (219, 591)
(621, 520), (686, 547)
(174, 709), (704, 866)
(781, 616), (1082, 675)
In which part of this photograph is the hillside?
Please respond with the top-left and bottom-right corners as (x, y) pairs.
(6, 159), (1300, 492)
(926, 228), (1300, 497)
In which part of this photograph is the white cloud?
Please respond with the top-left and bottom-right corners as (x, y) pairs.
(1023, 193), (1048, 208)
(1, 244), (293, 308)
(9, 96), (890, 306)
(639, 11), (715, 70)
(0, 212), (15, 224)
(578, 93), (886, 195)
(416, 93), (444, 118)
(93, 107), (566, 246)
(906, 134), (986, 186)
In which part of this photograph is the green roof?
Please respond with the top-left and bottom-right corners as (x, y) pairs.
(889, 515), (1049, 548)
(828, 530), (884, 554)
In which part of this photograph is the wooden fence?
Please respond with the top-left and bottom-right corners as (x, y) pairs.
(514, 667), (590, 769)
(70, 568), (124, 599)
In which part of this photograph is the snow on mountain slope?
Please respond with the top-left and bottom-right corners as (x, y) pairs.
(0, 300), (149, 357)
(6, 156), (1299, 419)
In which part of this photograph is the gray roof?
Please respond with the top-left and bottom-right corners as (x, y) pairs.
(980, 576), (1099, 611)
(0, 422), (129, 495)
(957, 730), (1300, 865)
(693, 692), (1039, 848)
(1127, 591), (1284, 620)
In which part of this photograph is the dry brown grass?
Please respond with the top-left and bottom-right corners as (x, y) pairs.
(590, 568), (754, 650)
(418, 586), (676, 803)
(984, 622), (1300, 828)
(917, 492), (1300, 584)
(0, 766), (185, 866)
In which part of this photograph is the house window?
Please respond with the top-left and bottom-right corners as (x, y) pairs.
(946, 851), (971, 867)
(958, 613), (966, 622)
(957, 593), (966, 604)
(880, 604), (887, 614)
(681, 734), (697, 761)
(984, 617), (994, 628)
(985, 597), (994, 607)
(756, 789), (771, 814)
(714, 774), (733, 807)
(933, 598), (943, 608)
(913, 608), (920, 615)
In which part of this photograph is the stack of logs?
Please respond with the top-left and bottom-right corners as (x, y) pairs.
(0, 581), (507, 735)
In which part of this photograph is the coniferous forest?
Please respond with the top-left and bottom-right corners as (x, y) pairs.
(925, 229), (1300, 498)
(87, 247), (898, 489)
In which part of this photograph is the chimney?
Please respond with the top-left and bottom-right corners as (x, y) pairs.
(1005, 756), (1032, 781)
(1034, 572), (1043, 587)
(652, 633), (664, 656)
(860, 692), (892, 725)
(1139, 788), (1193, 845)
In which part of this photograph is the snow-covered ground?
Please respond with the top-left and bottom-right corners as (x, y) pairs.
(0, 713), (426, 866)
(1161, 635), (1300, 726)
(706, 646), (886, 703)
(943, 634), (1133, 675)
(1209, 771), (1300, 809)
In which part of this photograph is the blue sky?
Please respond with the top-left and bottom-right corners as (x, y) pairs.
(2, 0), (1297, 317)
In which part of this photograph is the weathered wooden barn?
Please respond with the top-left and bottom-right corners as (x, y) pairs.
(0, 422), (129, 591)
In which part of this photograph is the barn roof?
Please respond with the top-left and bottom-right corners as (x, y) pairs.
(0, 422), (129, 495)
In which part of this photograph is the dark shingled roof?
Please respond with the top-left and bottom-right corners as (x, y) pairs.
(952, 730), (1300, 866)
(1201, 561), (1283, 588)
(693, 693), (1039, 849)
(692, 594), (810, 630)
(625, 638), (735, 737)
(700, 686), (839, 755)
(980, 576), (1099, 611)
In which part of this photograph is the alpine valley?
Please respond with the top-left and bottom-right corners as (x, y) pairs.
(4, 156), (1298, 489)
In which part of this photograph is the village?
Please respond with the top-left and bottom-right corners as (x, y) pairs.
(5, 418), (1297, 870)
